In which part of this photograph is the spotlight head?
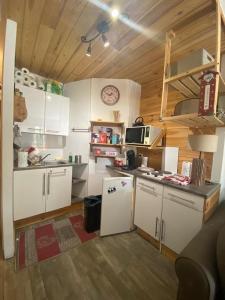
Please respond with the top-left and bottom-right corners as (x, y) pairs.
(86, 43), (91, 57)
(111, 8), (119, 19)
(102, 34), (110, 48)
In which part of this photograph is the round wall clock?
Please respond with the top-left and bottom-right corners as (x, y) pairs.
(101, 85), (120, 105)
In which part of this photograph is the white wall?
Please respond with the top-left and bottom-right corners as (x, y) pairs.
(64, 78), (141, 197)
(91, 79), (130, 125)
(89, 78), (141, 195)
(211, 128), (225, 201)
(2, 19), (17, 258)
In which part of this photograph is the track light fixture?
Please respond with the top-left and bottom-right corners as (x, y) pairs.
(81, 20), (110, 56)
(86, 43), (92, 57)
(102, 34), (110, 48)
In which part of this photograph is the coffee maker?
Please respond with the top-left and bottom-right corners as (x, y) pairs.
(123, 150), (136, 170)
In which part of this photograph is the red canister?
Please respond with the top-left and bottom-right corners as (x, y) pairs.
(99, 132), (107, 143)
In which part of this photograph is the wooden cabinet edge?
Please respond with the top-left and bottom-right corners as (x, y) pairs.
(203, 189), (220, 223)
(136, 227), (160, 250)
(136, 227), (178, 262)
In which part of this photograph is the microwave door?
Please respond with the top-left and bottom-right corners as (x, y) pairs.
(125, 127), (145, 144)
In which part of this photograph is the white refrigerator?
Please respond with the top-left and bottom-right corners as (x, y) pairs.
(100, 177), (134, 236)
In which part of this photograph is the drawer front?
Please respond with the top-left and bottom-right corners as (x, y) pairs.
(163, 186), (205, 212)
(136, 177), (163, 195)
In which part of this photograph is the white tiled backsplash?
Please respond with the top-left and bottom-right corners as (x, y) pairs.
(16, 133), (66, 160)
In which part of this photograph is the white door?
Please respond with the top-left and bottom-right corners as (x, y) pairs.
(100, 177), (133, 236)
(45, 93), (70, 135)
(161, 196), (203, 253)
(14, 169), (46, 220)
(15, 83), (45, 133)
(134, 178), (163, 240)
(46, 167), (72, 212)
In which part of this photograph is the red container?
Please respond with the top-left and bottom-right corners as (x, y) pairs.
(94, 148), (101, 156)
(114, 158), (123, 167)
(99, 132), (107, 144)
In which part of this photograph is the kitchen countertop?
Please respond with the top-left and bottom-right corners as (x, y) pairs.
(14, 162), (88, 171)
(106, 165), (220, 199)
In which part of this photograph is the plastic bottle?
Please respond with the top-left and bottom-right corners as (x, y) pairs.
(68, 152), (73, 163)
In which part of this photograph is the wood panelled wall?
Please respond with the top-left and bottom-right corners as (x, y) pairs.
(139, 98), (214, 179)
(139, 40), (215, 179)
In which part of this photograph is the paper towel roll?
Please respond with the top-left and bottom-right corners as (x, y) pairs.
(21, 67), (29, 75)
(14, 77), (23, 85)
(37, 77), (45, 90)
(29, 74), (35, 81)
(15, 70), (22, 78)
(38, 83), (45, 90)
(23, 75), (30, 86)
(29, 80), (37, 88)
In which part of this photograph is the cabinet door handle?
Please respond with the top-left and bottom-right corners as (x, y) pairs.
(28, 127), (42, 131)
(47, 173), (50, 195)
(50, 169), (67, 176)
(168, 193), (195, 205)
(139, 187), (156, 196)
(160, 219), (165, 242)
(42, 173), (45, 195)
(139, 182), (155, 190)
(46, 130), (60, 133)
(155, 217), (159, 238)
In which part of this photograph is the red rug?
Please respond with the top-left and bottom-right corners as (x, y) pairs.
(17, 214), (97, 270)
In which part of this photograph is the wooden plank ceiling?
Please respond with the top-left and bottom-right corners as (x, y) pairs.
(6, 0), (216, 86)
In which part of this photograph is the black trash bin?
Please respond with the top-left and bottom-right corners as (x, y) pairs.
(84, 195), (102, 233)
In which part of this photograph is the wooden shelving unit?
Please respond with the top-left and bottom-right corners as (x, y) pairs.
(90, 120), (124, 163)
(90, 142), (123, 148)
(90, 120), (124, 127)
(160, 0), (225, 128)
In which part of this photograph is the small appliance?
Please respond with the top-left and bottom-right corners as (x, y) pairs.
(125, 125), (161, 146)
(125, 150), (136, 170)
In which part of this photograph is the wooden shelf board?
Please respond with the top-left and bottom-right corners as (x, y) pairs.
(165, 61), (216, 84)
(72, 178), (86, 184)
(90, 120), (124, 127)
(162, 113), (224, 128)
(90, 143), (123, 147)
(94, 155), (116, 159)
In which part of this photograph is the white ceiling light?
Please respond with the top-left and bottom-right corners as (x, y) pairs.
(111, 8), (119, 18)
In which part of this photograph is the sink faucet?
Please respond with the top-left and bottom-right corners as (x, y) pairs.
(39, 153), (51, 163)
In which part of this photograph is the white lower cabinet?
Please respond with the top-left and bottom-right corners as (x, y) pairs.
(14, 166), (72, 220)
(46, 167), (72, 212)
(14, 169), (46, 220)
(134, 178), (205, 254)
(161, 187), (204, 253)
(134, 178), (163, 240)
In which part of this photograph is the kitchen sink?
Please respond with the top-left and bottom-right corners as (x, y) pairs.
(40, 161), (68, 166)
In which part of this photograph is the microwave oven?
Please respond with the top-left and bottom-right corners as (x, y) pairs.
(125, 125), (161, 146)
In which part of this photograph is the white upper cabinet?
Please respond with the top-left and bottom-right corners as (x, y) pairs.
(45, 93), (70, 135)
(15, 84), (70, 136)
(15, 83), (45, 134)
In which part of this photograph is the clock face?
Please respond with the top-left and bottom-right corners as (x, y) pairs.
(101, 85), (120, 106)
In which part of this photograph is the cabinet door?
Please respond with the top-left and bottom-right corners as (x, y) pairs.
(46, 167), (72, 212)
(15, 84), (45, 133)
(14, 169), (46, 220)
(134, 178), (162, 239)
(161, 196), (203, 254)
(45, 93), (70, 136)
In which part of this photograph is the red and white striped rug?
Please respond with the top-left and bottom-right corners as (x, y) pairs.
(16, 214), (97, 270)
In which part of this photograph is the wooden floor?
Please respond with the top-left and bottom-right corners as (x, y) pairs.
(0, 232), (178, 300)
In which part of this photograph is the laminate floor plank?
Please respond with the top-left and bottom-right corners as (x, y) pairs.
(2, 232), (178, 300)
